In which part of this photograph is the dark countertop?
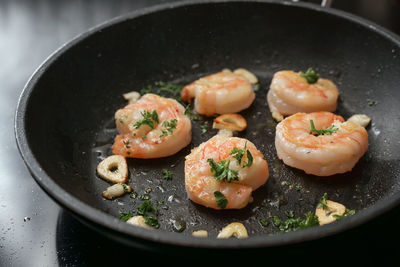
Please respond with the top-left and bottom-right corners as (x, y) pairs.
(1, 0), (399, 265)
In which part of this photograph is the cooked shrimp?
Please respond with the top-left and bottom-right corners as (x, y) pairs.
(267, 70), (339, 121)
(112, 93), (192, 158)
(181, 70), (256, 116)
(185, 135), (269, 209)
(275, 111), (368, 176)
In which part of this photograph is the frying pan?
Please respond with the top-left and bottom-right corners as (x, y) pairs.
(15, 0), (400, 250)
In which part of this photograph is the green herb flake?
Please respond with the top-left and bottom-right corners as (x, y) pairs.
(272, 212), (319, 232)
(134, 110), (159, 129)
(272, 216), (281, 227)
(140, 84), (153, 95)
(159, 119), (178, 138)
(214, 191), (228, 209)
(230, 142), (253, 168)
(162, 169), (173, 180)
(368, 100), (377, 107)
(286, 210), (295, 218)
(174, 222), (186, 232)
(139, 81), (184, 101)
(137, 201), (156, 216)
(309, 119), (338, 136)
(333, 209), (356, 220)
(259, 219), (270, 227)
(184, 104), (201, 121)
(122, 184), (130, 192)
(200, 121), (208, 135)
(207, 158), (239, 183)
(119, 212), (133, 222)
(295, 185), (302, 191)
(140, 193), (151, 201)
(317, 193), (329, 210)
(130, 192), (138, 199)
(300, 68), (320, 84)
(122, 140), (131, 149)
(144, 216), (159, 228)
(253, 83), (261, 91)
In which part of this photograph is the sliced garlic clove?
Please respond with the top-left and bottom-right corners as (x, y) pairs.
(192, 230), (208, 238)
(126, 216), (152, 229)
(102, 183), (132, 200)
(213, 113), (247, 132)
(123, 91), (141, 104)
(315, 200), (346, 226)
(97, 155), (128, 184)
(347, 114), (371, 128)
(217, 222), (248, 239)
(272, 111), (284, 122)
(216, 129), (233, 137)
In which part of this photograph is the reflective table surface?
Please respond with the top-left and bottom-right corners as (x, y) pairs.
(1, 0), (399, 265)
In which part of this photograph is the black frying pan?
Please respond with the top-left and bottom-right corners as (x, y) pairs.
(15, 0), (400, 250)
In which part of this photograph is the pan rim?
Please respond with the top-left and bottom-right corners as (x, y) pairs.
(15, 0), (400, 249)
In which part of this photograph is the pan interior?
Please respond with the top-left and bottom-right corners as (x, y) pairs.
(23, 2), (400, 240)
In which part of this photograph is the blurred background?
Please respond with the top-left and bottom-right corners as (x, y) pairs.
(1, 0), (399, 265)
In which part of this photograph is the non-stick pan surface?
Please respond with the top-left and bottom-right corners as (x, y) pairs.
(15, 0), (400, 250)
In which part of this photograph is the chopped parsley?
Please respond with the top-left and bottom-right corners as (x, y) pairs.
(162, 169), (173, 180)
(140, 193), (150, 200)
(200, 121), (208, 135)
(137, 201), (156, 216)
(207, 158), (239, 183)
(300, 68), (320, 84)
(122, 184), (130, 192)
(122, 139), (131, 149)
(317, 192), (329, 210)
(184, 104), (201, 121)
(259, 219), (270, 227)
(214, 191), (228, 209)
(155, 81), (184, 96)
(139, 81), (184, 103)
(136, 201), (160, 228)
(230, 142), (253, 168)
(140, 84), (153, 95)
(333, 209), (356, 220)
(272, 216), (282, 227)
(134, 110), (159, 129)
(309, 119), (338, 136)
(272, 212), (319, 232)
(159, 119), (178, 138)
(144, 216), (159, 228)
(130, 192), (138, 199)
(285, 210), (295, 218)
(119, 212), (134, 222)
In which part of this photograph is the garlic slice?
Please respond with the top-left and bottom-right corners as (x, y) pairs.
(97, 155), (128, 184)
(192, 230), (208, 238)
(315, 200), (346, 225)
(347, 114), (371, 128)
(102, 183), (131, 200)
(213, 113), (247, 132)
(126, 216), (152, 229)
(217, 222), (248, 239)
(123, 91), (141, 104)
